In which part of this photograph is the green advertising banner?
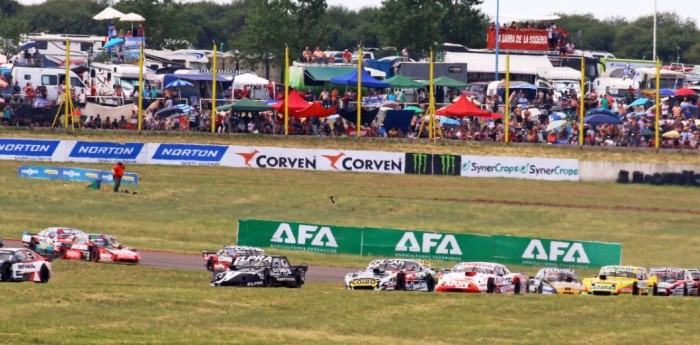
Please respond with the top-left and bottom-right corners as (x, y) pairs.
(491, 235), (622, 269)
(238, 220), (623, 268)
(237, 219), (363, 255)
(361, 227), (492, 262)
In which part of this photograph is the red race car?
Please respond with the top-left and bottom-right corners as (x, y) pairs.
(63, 233), (140, 264)
(203, 245), (265, 271)
(0, 247), (52, 283)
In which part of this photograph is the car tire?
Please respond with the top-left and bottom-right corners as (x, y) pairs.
(632, 283), (639, 295)
(57, 246), (66, 260)
(513, 279), (521, 294)
(206, 258), (214, 272)
(28, 240), (37, 252)
(1, 262), (12, 282)
(684, 285), (688, 296)
(292, 275), (302, 288)
(264, 274), (274, 287)
(653, 284), (658, 296)
(487, 278), (495, 293)
(89, 248), (99, 262)
(538, 282), (544, 294)
(37, 265), (50, 283)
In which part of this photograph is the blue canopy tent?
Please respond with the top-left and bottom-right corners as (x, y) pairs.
(163, 73), (230, 104)
(330, 68), (390, 88)
(382, 110), (414, 133)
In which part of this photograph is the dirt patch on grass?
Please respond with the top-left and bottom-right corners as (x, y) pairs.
(376, 195), (698, 215)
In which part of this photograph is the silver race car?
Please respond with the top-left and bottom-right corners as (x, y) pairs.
(345, 259), (437, 291)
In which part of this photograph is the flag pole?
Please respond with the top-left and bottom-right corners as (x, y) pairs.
(504, 54), (510, 144)
(211, 42), (217, 133)
(579, 55), (585, 146)
(356, 47), (363, 138)
(284, 45), (289, 136)
(429, 49), (435, 140)
(64, 39), (71, 128)
(138, 41), (144, 132)
(655, 58), (661, 151)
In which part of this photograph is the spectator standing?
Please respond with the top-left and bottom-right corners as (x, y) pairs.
(111, 162), (125, 192)
(342, 49), (352, 63)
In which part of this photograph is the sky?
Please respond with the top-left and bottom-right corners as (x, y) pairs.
(16, 0), (700, 26)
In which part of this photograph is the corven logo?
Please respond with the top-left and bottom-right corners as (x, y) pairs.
(522, 239), (590, 264)
(270, 223), (338, 247)
(236, 150), (260, 167)
(322, 152), (345, 170)
(395, 232), (462, 255)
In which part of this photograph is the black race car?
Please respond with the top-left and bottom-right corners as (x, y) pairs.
(210, 255), (308, 288)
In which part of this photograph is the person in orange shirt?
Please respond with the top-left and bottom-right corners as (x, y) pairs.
(112, 162), (125, 192)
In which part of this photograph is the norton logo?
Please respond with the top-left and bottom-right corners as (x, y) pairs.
(271, 223), (338, 247)
(395, 232), (462, 255)
(21, 168), (39, 176)
(236, 150), (260, 167)
(522, 240), (590, 264)
(322, 152), (345, 170)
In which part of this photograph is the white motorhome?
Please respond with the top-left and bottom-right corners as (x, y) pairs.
(536, 67), (583, 99)
(12, 67), (87, 102)
(88, 62), (151, 103)
(143, 49), (210, 71)
(16, 33), (105, 67)
(593, 67), (685, 97)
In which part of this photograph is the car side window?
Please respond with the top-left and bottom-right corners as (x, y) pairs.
(405, 262), (418, 271)
(24, 251), (35, 262)
(14, 251), (26, 262)
(272, 258), (280, 268)
(279, 258), (290, 268)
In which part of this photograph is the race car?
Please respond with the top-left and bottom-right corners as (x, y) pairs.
(0, 248), (52, 283)
(688, 269), (700, 286)
(435, 262), (528, 294)
(582, 265), (655, 295)
(528, 268), (583, 295)
(210, 255), (308, 287)
(202, 245), (265, 271)
(62, 233), (140, 264)
(649, 267), (699, 296)
(344, 259), (437, 291)
(21, 227), (86, 259)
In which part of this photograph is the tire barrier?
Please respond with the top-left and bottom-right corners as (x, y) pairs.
(621, 170), (698, 187)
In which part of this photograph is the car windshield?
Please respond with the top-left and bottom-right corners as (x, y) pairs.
(650, 270), (684, 281)
(452, 265), (495, 275)
(234, 257), (271, 268)
(690, 271), (700, 280)
(544, 271), (577, 282)
(369, 262), (403, 271)
(599, 269), (635, 278)
(0, 251), (12, 261)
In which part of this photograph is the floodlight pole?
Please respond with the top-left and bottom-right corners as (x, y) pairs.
(495, 0), (500, 81)
(653, 0), (657, 61)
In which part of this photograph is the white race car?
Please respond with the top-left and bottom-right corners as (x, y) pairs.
(0, 248), (52, 283)
(528, 268), (583, 295)
(436, 262), (528, 294)
(344, 259), (437, 291)
(649, 267), (699, 296)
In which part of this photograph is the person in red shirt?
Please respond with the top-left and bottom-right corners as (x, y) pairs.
(112, 162), (125, 192)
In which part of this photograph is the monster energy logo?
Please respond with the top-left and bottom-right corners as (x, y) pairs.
(412, 153), (429, 174)
(439, 155), (456, 175)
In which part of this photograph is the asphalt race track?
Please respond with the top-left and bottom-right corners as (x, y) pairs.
(4, 240), (349, 283)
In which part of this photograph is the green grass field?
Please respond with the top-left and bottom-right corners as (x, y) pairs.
(1, 130), (700, 344)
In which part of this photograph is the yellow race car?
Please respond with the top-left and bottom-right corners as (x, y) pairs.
(582, 265), (656, 296)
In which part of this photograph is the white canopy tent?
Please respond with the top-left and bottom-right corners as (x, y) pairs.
(230, 73), (269, 88)
(93, 7), (125, 20)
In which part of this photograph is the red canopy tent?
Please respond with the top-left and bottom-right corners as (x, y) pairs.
(273, 89), (310, 113)
(292, 102), (338, 118)
(674, 88), (697, 97)
(435, 94), (492, 117)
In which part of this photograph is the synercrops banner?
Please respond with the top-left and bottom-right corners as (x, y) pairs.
(237, 219), (620, 268)
(0, 138), (580, 181)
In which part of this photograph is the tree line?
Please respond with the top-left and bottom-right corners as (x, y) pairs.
(0, 0), (698, 70)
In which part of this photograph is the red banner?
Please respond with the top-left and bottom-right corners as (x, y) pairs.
(486, 28), (550, 51)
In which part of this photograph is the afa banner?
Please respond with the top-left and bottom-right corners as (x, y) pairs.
(0, 138), (65, 162)
(66, 141), (147, 164)
(237, 219), (362, 255)
(461, 155), (579, 181)
(18, 166), (139, 185)
(491, 235), (621, 269)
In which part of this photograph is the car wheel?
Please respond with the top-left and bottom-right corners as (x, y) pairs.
(396, 273), (406, 291)
(37, 265), (50, 283)
(653, 283), (658, 296)
(264, 274), (274, 287)
(632, 283), (639, 295)
(1, 262), (12, 282)
(89, 248), (99, 262)
(28, 240), (37, 252)
(292, 275), (302, 288)
(426, 275), (435, 292)
(538, 282), (544, 294)
(206, 258), (214, 272)
(513, 279), (521, 294)
(684, 285), (688, 296)
(487, 278), (495, 293)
